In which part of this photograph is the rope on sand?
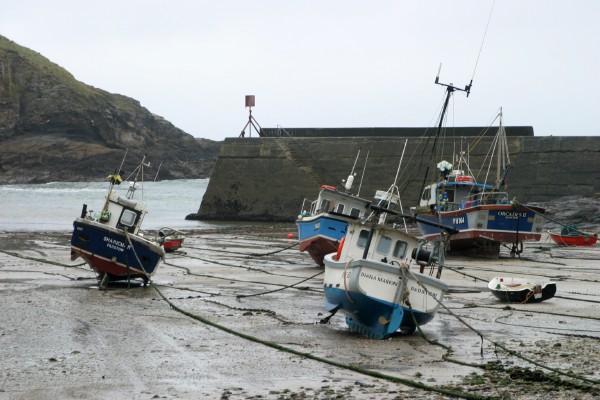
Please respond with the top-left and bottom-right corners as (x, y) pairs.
(404, 269), (600, 388)
(0, 249), (87, 270)
(150, 282), (499, 400)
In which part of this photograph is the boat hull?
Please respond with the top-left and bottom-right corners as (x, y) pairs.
(548, 231), (598, 246)
(163, 238), (184, 252)
(488, 277), (556, 303)
(296, 214), (349, 266)
(417, 204), (544, 256)
(323, 254), (448, 339)
(70, 218), (164, 282)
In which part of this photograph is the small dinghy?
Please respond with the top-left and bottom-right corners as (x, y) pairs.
(548, 224), (598, 246)
(488, 277), (556, 303)
(158, 227), (185, 252)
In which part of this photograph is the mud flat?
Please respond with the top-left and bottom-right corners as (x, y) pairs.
(0, 227), (599, 399)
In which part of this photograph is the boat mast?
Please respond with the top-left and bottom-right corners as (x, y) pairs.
(416, 64), (472, 204)
(495, 108), (510, 190)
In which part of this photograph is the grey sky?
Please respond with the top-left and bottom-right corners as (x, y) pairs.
(2, 1), (599, 140)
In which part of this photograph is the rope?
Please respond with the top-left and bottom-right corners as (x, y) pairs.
(513, 199), (598, 237)
(162, 260), (322, 295)
(122, 228), (152, 279)
(236, 271), (323, 299)
(0, 249), (88, 270)
(183, 241), (299, 258)
(343, 259), (355, 304)
(150, 282), (498, 400)
(471, 0), (496, 82)
(404, 269), (600, 386)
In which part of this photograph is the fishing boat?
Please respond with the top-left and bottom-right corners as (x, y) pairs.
(322, 203), (454, 339)
(488, 277), (557, 303)
(548, 224), (598, 246)
(158, 227), (186, 252)
(414, 74), (545, 257)
(296, 151), (371, 266)
(70, 155), (165, 287)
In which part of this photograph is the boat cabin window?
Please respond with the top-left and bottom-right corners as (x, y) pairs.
(443, 190), (455, 202)
(421, 188), (431, 201)
(335, 203), (345, 214)
(320, 199), (331, 213)
(376, 235), (392, 255)
(392, 240), (408, 258)
(118, 209), (138, 230)
(349, 208), (361, 218)
(356, 229), (370, 248)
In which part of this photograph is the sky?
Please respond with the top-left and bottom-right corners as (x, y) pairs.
(2, 1), (599, 140)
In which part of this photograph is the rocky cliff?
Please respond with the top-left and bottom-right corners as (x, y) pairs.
(0, 35), (220, 184)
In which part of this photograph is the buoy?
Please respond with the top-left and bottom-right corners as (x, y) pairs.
(335, 236), (345, 260)
(287, 233), (293, 239)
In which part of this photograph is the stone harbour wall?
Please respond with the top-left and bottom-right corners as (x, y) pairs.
(190, 135), (600, 222)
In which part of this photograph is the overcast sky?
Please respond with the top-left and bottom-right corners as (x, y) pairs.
(2, 1), (599, 140)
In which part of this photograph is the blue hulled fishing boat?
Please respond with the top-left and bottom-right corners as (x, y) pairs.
(70, 155), (165, 287)
(322, 204), (454, 339)
(414, 72), (544, 257)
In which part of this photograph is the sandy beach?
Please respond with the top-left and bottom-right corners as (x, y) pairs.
(0, 226), (599, 399)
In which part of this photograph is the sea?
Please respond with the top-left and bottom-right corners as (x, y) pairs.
(0, 179), (228, 232)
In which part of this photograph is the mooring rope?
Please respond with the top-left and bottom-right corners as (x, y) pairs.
(236, 270), (323, 299)
(405, 269), (600, 386)
(0, 249), (88, 270)
(150, 282), (498, 400)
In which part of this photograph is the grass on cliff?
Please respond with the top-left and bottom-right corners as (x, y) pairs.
(0, 34), (104, 101)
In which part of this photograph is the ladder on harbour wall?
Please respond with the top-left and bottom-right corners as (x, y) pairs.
(276, 140), (324, 186)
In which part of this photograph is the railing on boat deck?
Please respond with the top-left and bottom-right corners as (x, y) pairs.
(299, 198), (318, 217)
(458, 191), (510, 209)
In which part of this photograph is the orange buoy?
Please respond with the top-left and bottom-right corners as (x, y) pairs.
(335, 236), (345, 261)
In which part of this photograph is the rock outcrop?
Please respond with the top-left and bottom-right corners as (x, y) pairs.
(0, 35), (220, 184)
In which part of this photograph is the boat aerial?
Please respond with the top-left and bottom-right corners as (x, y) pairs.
(548, 224), (598, 246)
(322, 201), (456, 340)
(70, 154), (165, 287)
(488, 277), (556, 303)
(414, 72), (545, 257)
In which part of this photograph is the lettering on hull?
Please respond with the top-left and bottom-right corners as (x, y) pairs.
(103, 236), (130, 252)
(452, 217), (465, 225)
(497, 211), (528, 219)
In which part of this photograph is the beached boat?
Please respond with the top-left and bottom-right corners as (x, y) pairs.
(414, 76), (544, 257)
(296, 150), (372, 266)
(322, 204), (453, 339)
(70, 155), (165, 287)
(548, 224), (598, 246)
(296, 184), (369, 266)
(158, 227), (186, 252)
(488, 277), (556, 303)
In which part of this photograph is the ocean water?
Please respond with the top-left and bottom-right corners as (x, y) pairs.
(0, 179), (223, 232)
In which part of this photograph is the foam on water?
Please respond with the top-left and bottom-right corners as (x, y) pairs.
(0, 179), (217, 232)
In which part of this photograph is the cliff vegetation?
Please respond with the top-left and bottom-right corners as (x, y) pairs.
(0, 35), (220, 184)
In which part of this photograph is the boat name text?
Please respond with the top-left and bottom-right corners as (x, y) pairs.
(359, 271), (400, 287)
(497, 211), (528, 219)
(452, 217), (465, 225)
(104, 236), (129, 252)
(410, 285), (438, 299)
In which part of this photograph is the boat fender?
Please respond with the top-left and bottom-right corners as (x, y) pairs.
(335, 236), (345, 261)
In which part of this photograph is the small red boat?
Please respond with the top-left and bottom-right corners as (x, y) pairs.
(158, 228), (185, 252)
(548, 224), (598, 246)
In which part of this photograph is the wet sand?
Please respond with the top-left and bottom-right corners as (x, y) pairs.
(0, 226), (599, 399)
